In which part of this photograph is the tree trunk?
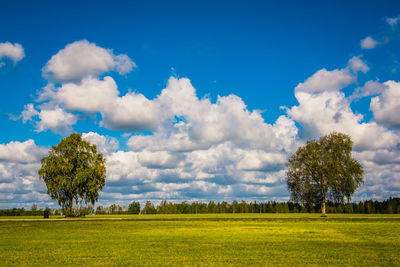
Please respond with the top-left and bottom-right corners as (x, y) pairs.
(67, 197), (73, 217)
(321, 197), (326, 217)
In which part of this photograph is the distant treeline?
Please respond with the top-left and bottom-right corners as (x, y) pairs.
(139, 198), (400, 215)
(1, 198), (399, 216)
(0, 204), (54, 216)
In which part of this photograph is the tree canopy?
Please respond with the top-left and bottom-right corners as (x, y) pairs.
(38, 133), (106, 216)
(128, 201), (141, 214)
(286, 132), (364, 216)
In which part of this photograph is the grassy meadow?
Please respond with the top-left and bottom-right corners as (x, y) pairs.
(0, 215), (399, 266)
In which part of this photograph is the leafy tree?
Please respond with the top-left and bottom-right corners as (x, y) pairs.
(109, 204), (122, 214)
(286, 132), (364, 216)
(95, 205), (106, 215)
(38, 133), (106, 217)
(141, 201), (157, 214)
(30, 204), (38, 212)
(231, 200), (239, 213)
(128, 201), (141, 214)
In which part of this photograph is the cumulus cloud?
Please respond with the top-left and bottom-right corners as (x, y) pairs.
(0, 161), (51, 209)
(24, 41), (145, 133)
(295, 56), (369, 94)
(295, 68), (355, 93)
(114, 54), (136, 75)
(347, 56), (369, 73)
(20, 103), (39, 123)
(82, 132), (119, 155)
(38, 75), (162, 132)
(138, 150), (182, 169)
(87, 75), (301, 203)
(100, 90), (163, 131)
(35, 107), (77, 134)
(360, 36), (380, 49)
(11, 40), (400, 206)
(353, 148), (400, 200)
(154, 77), (297, 151)
(102, 141), (290, 203)
(42, 40), (135, 83)
(289, 88), (399, 151)
(370, 80), (400, 128)
(0, 139), (47, 163)
(0, 42), (25, 66)
(289, 54), (400, 152)
(349, 80), (388, 101)
(56, 76), (119, 113)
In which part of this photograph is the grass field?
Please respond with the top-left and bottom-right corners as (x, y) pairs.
(1, 213), (400, 220)
(1, 215), (399, 266)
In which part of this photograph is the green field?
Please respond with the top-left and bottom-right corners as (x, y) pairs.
(1, 215), (399, 266)
(1, 213), (400, 220)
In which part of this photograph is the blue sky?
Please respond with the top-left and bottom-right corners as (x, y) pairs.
(1, 0), (400, 208)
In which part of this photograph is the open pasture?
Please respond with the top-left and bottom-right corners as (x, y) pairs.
(0, 216), (399, 266)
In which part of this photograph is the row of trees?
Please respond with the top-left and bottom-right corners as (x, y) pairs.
(0, 204), (56, 216)
(140, 198), (400, 215)
(1, 198), (399, 216)
(94, 202), (140, 215)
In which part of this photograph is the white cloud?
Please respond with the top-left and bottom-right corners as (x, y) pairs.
(295, 57), (369, 94)
(31, 39), (156, 132)
(0, 161), (52, 209)
(37, 75), (163, 132)
(82, 132), (119, 155)
(94, 77), (300, 201)
(295, 68), (355, 93)
(236, 151), (286, 171)
(105, 151), (145, 183)
(289, 56), (400, 151)
(355, 149), (400, 166)
(353, 149), (400, 200)
(11, 40), (400, 205)
(20, 103), (39, 123)
(138, 150), (181, 169)
(100, 90), (163, 131)
(288, 90), (399, 151)
(0, 42), (25, 65)
(35, 107), (77, 134)
(101, 140), (290, 203)
(20, 73), (300, 203)
(0, 140), (47, 163)
(288, 92), (399, 150)
(154, 77), (295, 151)
(114, 54), (136, 75)
(56, 76), (119, 113)
(347, 56), (369, 73)
(370, 80), (400, 128)
(360, 36), (380, 49)
(349, 80), (388, 101)
(42, 40), (135, 83)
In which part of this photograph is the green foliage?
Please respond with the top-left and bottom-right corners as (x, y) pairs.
(1, 198), (399, 216)
(30, 204), (37, 212)
(43, 207), (51, 218)
(128, 202), (141, 214)
(38, 133), (106, 217)
(94, 204), (128, 215)
(286, 132), (364, 215)
(141, 201), (157, 214)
